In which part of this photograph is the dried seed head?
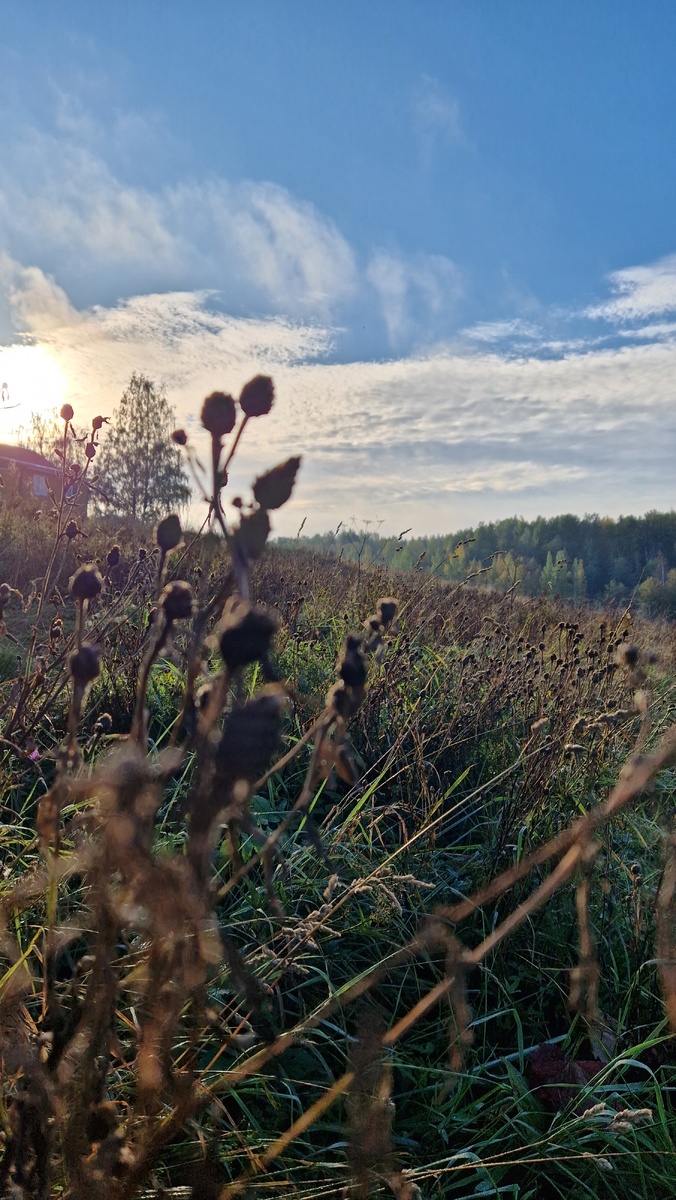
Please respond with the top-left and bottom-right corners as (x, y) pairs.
(160, 580), (194, 622)
(326, 680), (360, 719)
(172, 428), (188, 445)
(70, 563), (103, 601)
(156, 513), (182, 552)
(92, 414), (105, 431)
(239, 374), (274, 417)
(338, 634), (367, 689)
(65, 520), (79, 540)
(138, 547), (147, 561)
(84, 441), (96, 460)
(216, 690), (285, 782)
(60, 403), (74, 422)
(219, 598), (278, 670)
(107, 545), (121, 568)
(95, 712), (113, 733)
(69, 643), (101, 684)
(618, 643), (639, 668)
(201, 391), (237, 438)
(377, 597), (398, 628)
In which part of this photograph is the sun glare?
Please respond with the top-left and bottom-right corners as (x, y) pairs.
(0, 344), (71, 440)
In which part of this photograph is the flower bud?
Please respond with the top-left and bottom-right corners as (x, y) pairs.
(70, 564), (103, 601)
(60, 403), (74, 422)
(201, 391), (236, 438)
(160, 580), (193, 622)
(92, 415), (104, 432)
(85, 442), (96, 459)
(239, 374), (274, 418)
(156, 513), (182, 553)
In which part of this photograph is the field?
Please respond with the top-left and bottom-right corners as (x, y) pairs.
(1, 403), (676, 1199)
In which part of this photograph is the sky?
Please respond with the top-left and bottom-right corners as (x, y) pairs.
(1, 2), (676, 536)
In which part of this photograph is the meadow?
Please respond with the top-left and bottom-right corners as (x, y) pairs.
(0, 388), (675, 1199)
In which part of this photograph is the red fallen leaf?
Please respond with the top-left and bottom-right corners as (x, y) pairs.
(525, 1043), (604, 1112)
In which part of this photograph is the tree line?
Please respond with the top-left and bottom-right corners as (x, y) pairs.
(276, 511), (676, 617)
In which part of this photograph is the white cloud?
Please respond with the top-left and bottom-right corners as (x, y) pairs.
(587, 254), (676, 321)
(0, 128), (358, 321)
(0, 254), (80, 334)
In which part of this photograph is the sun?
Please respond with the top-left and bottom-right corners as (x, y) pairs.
(0, 343), (71, 439)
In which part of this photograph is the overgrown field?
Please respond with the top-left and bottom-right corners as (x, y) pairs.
(1, 394), (676, 1199)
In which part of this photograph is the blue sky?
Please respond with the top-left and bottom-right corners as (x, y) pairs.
(1, 3), (676, 534)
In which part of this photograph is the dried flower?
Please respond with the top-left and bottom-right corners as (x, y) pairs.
(70, 564), (103, 601)
(65, 520), (79, 540)
(156, 513), (182, 553)
(377, 598), (398, 628)
(160, 580), (193, 622)
(201, 391), (237, 438)
(239, 374), (274, 417)
(338, 634), (367, 689)
(216, 690), (284, 782)
(107, 545), (121, 568)
(172, 428), (188, 445)
(219, 599), (278, 671)
(60, 403), (74, 422)
(69, 644), (101, 684)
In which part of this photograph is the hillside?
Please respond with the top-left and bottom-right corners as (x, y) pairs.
(275, 510), (676, 614)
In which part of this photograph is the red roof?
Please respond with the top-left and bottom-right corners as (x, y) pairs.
(0, 443), (62, 475)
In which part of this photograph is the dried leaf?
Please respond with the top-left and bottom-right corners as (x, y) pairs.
(252, 456), (301, 510)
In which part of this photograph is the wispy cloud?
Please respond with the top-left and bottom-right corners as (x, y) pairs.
(413, 74), (465, 148)
(367, 250), (463, 345)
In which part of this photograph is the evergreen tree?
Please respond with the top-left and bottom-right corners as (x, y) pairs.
(97, 373), (190, 522)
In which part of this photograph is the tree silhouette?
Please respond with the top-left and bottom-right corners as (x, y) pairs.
(97, 373), (190, 522)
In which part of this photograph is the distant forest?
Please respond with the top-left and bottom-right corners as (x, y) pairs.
(275, 511), (676, 616)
